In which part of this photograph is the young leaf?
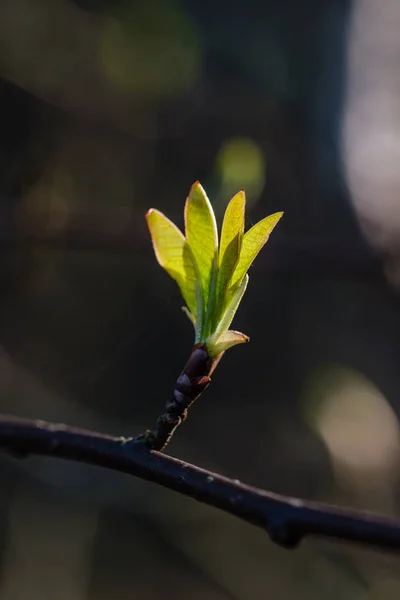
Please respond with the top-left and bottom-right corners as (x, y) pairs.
(182, 306), (196, 327)
(146, 183), (283, 354)
(214, 274), (249, 337)
(207, 330), (249, 358)
(146, 209), (198, 321)
(230, 212), (283, 288)
(216, 190), (245, 315)
(184, 182), (218, 314)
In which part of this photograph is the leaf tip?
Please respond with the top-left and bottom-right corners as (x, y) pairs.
(189, 180), (205, 195)
(238, 189), (246, 202)
(206, 330), (250, 357)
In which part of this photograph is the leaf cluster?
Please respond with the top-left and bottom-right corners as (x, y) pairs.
(146, 182), (282, 357)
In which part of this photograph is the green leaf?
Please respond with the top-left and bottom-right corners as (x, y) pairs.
(213, 274), (249, 337)
(207, 330), (249, 358)
(230, 212), (283, 288)
(216, 190), (245, 319)
(184, 182), (218, 317)
(146, 183), (283, 353)
(219, 190), (245, 267)
(146, 208), (199, 321)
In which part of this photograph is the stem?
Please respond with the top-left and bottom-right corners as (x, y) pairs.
(1, 414), (400, 551)
(144, 344), (222, 450)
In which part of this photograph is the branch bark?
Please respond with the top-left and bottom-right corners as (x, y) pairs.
(144, 344), (222, 450)
(1, 414), (400, 552)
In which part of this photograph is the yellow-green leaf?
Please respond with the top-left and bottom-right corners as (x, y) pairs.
(184, 181), (218, 311)
(230, 212), (283, 287)
(214, 274), (249, 337)
(217, 190), (245, 309)
(146, 209), (198, 319)
(207, 330), (249, 358)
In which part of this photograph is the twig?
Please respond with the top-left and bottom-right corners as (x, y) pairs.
(0, 414), (400, 551)
(144, 344), (222, 450)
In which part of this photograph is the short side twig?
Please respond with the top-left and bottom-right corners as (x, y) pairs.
(144, 344), (222, 450)
(1, 414), (400, 552)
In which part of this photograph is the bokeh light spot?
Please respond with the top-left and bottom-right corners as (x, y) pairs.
(215, 136), (266, 210)
(364, 578), (400, 600)
(343, 0), (400, 256)
(303, 365), (400, 474)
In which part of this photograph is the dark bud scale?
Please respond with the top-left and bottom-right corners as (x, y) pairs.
(145, 344), (221, 450)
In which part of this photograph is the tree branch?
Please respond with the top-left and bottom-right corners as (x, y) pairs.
(1, 414), (400, 551)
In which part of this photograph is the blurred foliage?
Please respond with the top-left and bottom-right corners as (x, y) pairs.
(0, 0), (400, 598)
(101, 0), (201, 99)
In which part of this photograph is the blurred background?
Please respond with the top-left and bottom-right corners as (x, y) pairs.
(0, 0), (400, 597)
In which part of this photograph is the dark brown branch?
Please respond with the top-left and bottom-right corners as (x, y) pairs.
(1, 414), (400, 552)
(144, 344), (222, 450)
